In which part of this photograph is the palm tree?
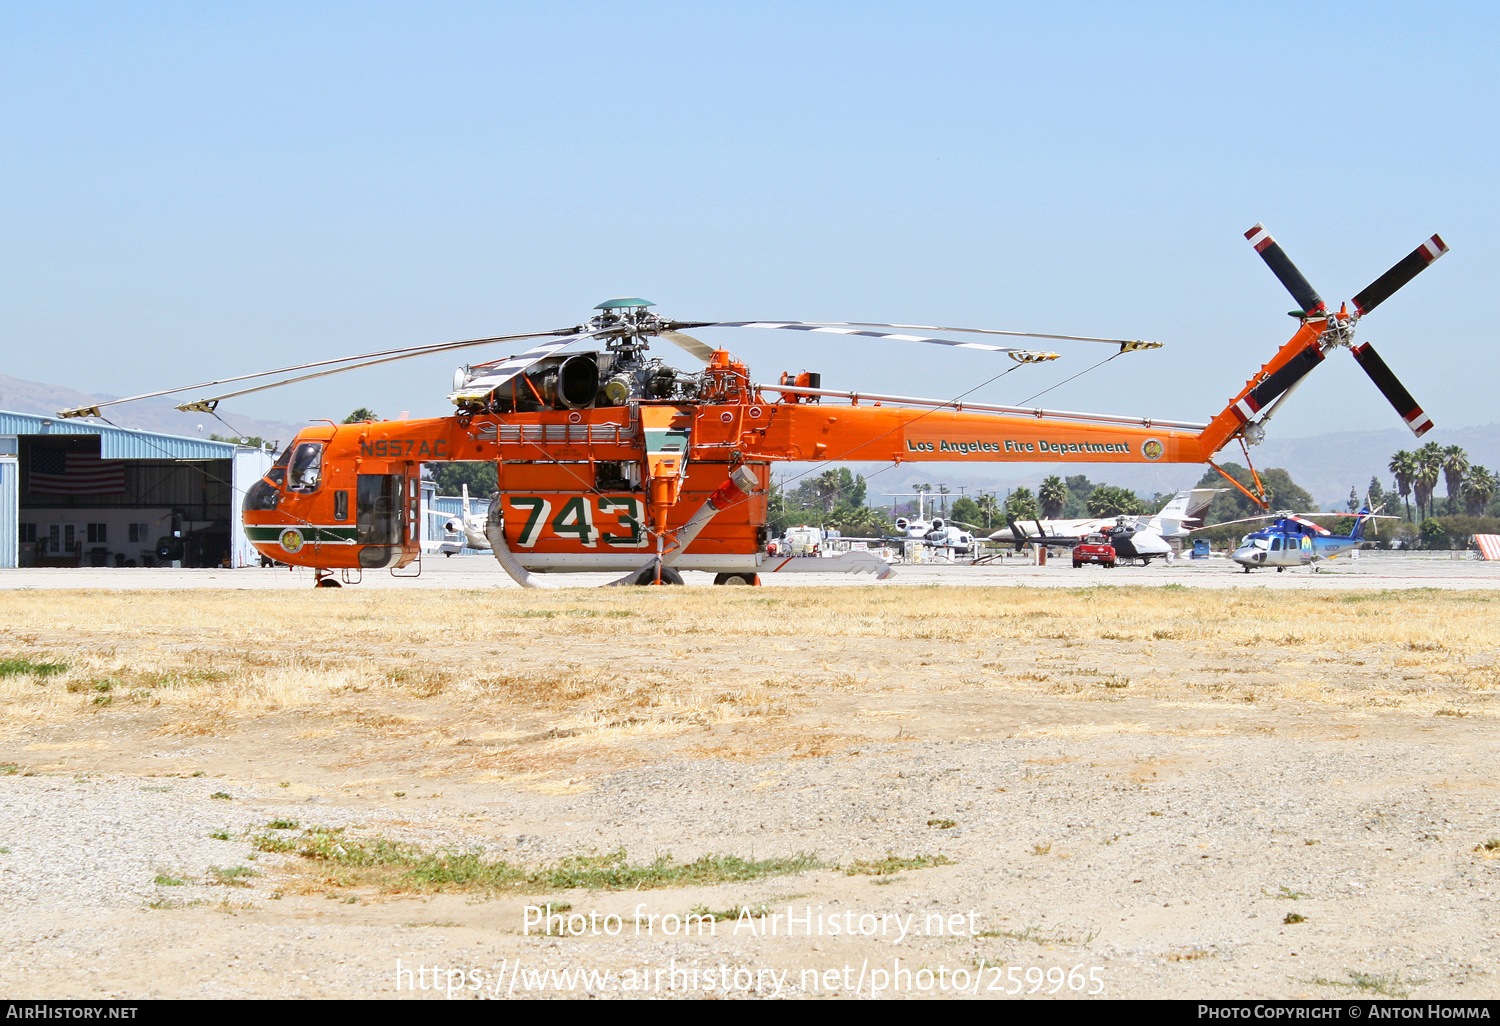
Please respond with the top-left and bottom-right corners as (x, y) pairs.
(1389, 450), (1416, 522)
(1087, 485), (1145, 518)
(1463, 466), (1496, 517)
(974, 492), (1000, 530)
(1038, 476), (1067, 519)
(1442, 445), (1469, 515)
(815, 469), (842, 512)
(1004, 487), (1039, 521)
(1415, 442), (1444, 520)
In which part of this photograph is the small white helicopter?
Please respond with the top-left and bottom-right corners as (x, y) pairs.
(887, 492), (978, 557)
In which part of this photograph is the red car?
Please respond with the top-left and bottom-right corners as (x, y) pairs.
(1072, 535), (1116, 568)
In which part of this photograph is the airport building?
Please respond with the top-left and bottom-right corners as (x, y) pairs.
(0, 411), (273, 570)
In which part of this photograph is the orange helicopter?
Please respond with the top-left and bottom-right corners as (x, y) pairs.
(59, 225), (1447, 587)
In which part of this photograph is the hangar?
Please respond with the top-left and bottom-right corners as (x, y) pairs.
(0, 411), (273, 570)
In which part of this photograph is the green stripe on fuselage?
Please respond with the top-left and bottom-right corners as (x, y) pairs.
(245, 526), (360, 543)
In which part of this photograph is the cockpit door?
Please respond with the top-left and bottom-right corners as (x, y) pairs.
(356, 473), (405, 568)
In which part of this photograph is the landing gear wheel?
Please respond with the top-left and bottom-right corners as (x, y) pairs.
(628, 565), (684, 586)
(713, 572), (760, 586)
(1276, 566), (1284, 573)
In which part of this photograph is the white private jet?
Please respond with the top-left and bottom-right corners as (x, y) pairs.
(988, 488), (1222, 565)
(423, 483), (491, 555)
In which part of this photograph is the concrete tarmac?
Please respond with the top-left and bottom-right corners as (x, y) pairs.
(3, 550), (1498, 590)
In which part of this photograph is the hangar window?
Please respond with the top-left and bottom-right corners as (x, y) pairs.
(287, 442), (324, 493)
(19, 524), (37, 543)
(87, 523), (107, 543)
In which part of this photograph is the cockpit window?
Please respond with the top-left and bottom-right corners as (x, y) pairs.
(287, 442), (324, 493)
(243, 477), (280, 512)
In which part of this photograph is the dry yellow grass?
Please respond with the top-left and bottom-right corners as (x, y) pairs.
(0, 586), (1495, 782)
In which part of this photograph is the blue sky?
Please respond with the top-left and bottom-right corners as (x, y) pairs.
(2, 2), (1494, 442)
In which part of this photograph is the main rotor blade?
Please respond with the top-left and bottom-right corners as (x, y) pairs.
(1350, 342), (1433, 436)
(1288, 515), (1331, 535)
(58, 328), (578, 419)
(659, 330), (716, 363)
(448, 331), (602, 403)
(683, 321), (1060, 358)
(1245, 223), (1326, 315)
(173, 329), (584, 413)
(1351, 234), (1449, 316)
(681, 320), (1159, 351)
(1187, 514), (1275, 531)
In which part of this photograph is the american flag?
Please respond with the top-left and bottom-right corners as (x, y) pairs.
(29, 450), (126, 496)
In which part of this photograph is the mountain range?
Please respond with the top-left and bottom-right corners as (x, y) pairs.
(0, 374), (310, 449)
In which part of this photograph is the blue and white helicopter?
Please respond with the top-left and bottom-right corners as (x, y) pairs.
(1205, 507), (1393, 572)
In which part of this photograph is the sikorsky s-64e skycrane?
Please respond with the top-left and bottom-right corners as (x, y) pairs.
(59, 225), (1447, 587)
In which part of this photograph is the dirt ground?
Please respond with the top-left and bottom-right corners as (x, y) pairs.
(0, 585), (1496, 1000)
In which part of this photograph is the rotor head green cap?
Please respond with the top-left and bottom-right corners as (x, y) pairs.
(594, 297), (654, 310)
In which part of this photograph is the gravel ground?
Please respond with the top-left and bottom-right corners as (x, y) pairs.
(1, 568), (1497, 1000)
(1, 711), (1496, 999)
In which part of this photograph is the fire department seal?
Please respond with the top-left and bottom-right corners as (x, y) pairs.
(279, 528), (305, 553)
(1141, 438), (1164, 461)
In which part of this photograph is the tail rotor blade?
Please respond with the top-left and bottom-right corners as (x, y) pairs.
(1350, 342), (1433, 437)
(1245, 223), (1326, 315)
(1351, 234), (1449, 316)
(1230, 342), (1325, 422)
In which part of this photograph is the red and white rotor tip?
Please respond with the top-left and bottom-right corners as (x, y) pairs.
(1244, 223), (1274, 252)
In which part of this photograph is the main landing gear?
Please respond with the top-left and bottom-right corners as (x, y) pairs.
(626, 565), (685, 586)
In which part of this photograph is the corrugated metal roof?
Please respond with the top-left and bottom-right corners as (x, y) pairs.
(0, 410), (239, 460)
